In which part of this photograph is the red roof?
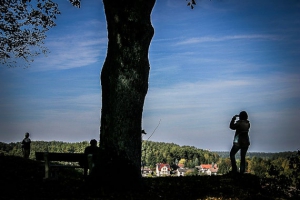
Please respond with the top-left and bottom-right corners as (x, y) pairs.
(157, 163), (170, 171)
(200, 164), (218, 169)
(200, 164), (211, 169)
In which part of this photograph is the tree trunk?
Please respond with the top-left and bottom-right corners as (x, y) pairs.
(96, 0), (155, 187)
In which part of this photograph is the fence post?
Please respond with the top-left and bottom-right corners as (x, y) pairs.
(44, 152), (49, 179)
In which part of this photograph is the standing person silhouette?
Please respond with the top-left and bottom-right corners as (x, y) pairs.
(21, 132), (31, 159)
(83, 139), (99, 176)
(229, 111), (250, 174)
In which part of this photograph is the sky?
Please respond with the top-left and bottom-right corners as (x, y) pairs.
(0, 0), (299, 152)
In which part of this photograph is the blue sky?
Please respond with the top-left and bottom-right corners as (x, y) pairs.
(1, 0), (299, 152)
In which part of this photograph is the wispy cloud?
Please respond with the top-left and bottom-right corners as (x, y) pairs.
(146, 72), (300, 111)
(142, 72), (300, 151)
(32, 21), (107, 71)
(175, 34), (280, 46)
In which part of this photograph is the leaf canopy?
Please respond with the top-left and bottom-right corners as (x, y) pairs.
(0, 0), (60, 67)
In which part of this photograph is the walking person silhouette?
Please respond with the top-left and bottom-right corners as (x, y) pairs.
(83, 139), (99, 176)
(229, 111), (250, 174)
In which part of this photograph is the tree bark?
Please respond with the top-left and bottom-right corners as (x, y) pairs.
(96, 0), (155, 187)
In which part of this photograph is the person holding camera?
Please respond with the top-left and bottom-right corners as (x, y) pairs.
(229, 111), (250, 174)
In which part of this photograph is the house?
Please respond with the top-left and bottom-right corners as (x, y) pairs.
(141, 167), (152, 177)
(197, 163), (218, 175)
(156, 163), (171, 177)
(198, 164), (211, 173)
(176, 168), (188, 176)
(208, 165), (218, 175)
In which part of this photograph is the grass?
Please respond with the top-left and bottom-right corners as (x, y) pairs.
(0, 155), (296, 199)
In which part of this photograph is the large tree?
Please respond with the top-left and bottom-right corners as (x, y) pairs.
(97, 0), (155, 186)
(1, 0), (196, 186)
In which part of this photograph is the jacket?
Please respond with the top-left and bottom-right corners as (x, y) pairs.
(230, 119), (250, 147)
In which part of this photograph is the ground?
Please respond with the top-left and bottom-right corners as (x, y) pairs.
(0, 155), (295, 199)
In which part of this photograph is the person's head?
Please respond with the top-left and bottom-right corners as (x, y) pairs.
(90, 139), (97, 146)
(239, 111), (248, 120)
(25, 132), (30, 138)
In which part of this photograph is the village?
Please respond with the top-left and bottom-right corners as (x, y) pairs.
(141, 162), (219, 177)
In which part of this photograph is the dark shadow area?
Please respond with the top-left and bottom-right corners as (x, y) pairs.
(1, 155), (299, 199)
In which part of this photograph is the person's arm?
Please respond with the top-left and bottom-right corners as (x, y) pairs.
(21, 139), (25, 148)
(230, 116), (237, 130)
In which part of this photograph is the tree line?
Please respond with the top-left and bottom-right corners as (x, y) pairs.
(141, 141), (219, 168)
(0, 141), (89, 159)
(1, 140), (297, 177)
(215, 151), (296, 160)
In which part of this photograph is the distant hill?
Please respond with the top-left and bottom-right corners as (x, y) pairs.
(213, 151), (297, 159)
(1, 140), (295, 160)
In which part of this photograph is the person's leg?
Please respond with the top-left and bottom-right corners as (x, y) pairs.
(24, 149), (30, 159)
(22, 149), (26, 158)
(230, 145), (240, 172)
(84, 167), (88, 176)
(240, 146), (249, 174)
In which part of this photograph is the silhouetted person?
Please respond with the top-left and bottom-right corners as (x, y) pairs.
(21, 132), (31, 159)
(84, 139), (99, 176)
(229, 111), (250, 174)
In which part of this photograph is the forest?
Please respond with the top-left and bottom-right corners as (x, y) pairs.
(1, 140), (299, 199)
(1, 140), (299, 179)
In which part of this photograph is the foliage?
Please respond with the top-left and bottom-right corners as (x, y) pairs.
(186, 0), (197, 9)
(141, 141), (219, 169)
(185, 168), (199, 176)
(214, 151), (288, 160)
(0, 0), (60, 67)
(179, 158), (186, 164)
(0, 140), (89, 159)
(0, 140), (219, 173)
(68, 0), (81, 8)
(288, 150), (300, 193)
(217, 157), (231, 174)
